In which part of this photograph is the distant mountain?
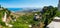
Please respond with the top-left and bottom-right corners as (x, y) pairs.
(16, 8), (42, 13)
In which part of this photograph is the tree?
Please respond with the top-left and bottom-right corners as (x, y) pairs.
(41, 6), (58, 28)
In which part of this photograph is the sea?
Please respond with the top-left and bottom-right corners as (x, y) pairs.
(7, 8), (23, 12)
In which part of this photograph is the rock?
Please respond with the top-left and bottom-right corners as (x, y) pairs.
(47, 17), (60, 28)
(29, 25), (32, 28)
(58, 0), (60, 11)
(8, 24), (13, 27)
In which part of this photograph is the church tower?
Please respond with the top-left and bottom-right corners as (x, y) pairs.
(58, 0), (60, 11)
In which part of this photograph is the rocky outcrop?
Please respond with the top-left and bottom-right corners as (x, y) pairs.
(58, 0), (60, 11)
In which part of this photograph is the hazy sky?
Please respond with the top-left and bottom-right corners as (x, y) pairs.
(0, 0), (59, 8)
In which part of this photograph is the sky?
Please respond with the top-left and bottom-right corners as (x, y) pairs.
(0, 0), (59, 8)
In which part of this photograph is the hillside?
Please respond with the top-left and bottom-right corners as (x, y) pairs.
(0, 5), (60, 28)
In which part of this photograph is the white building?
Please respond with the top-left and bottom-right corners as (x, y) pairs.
(47, 17), (60, 28)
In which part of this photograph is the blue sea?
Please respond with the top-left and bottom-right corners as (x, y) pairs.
(7, 8), (23, 12)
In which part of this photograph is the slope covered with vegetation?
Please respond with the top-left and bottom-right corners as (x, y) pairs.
(0, 5), (60, 28)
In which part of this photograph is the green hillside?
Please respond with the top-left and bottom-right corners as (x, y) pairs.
(0, 5), (60, 28)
